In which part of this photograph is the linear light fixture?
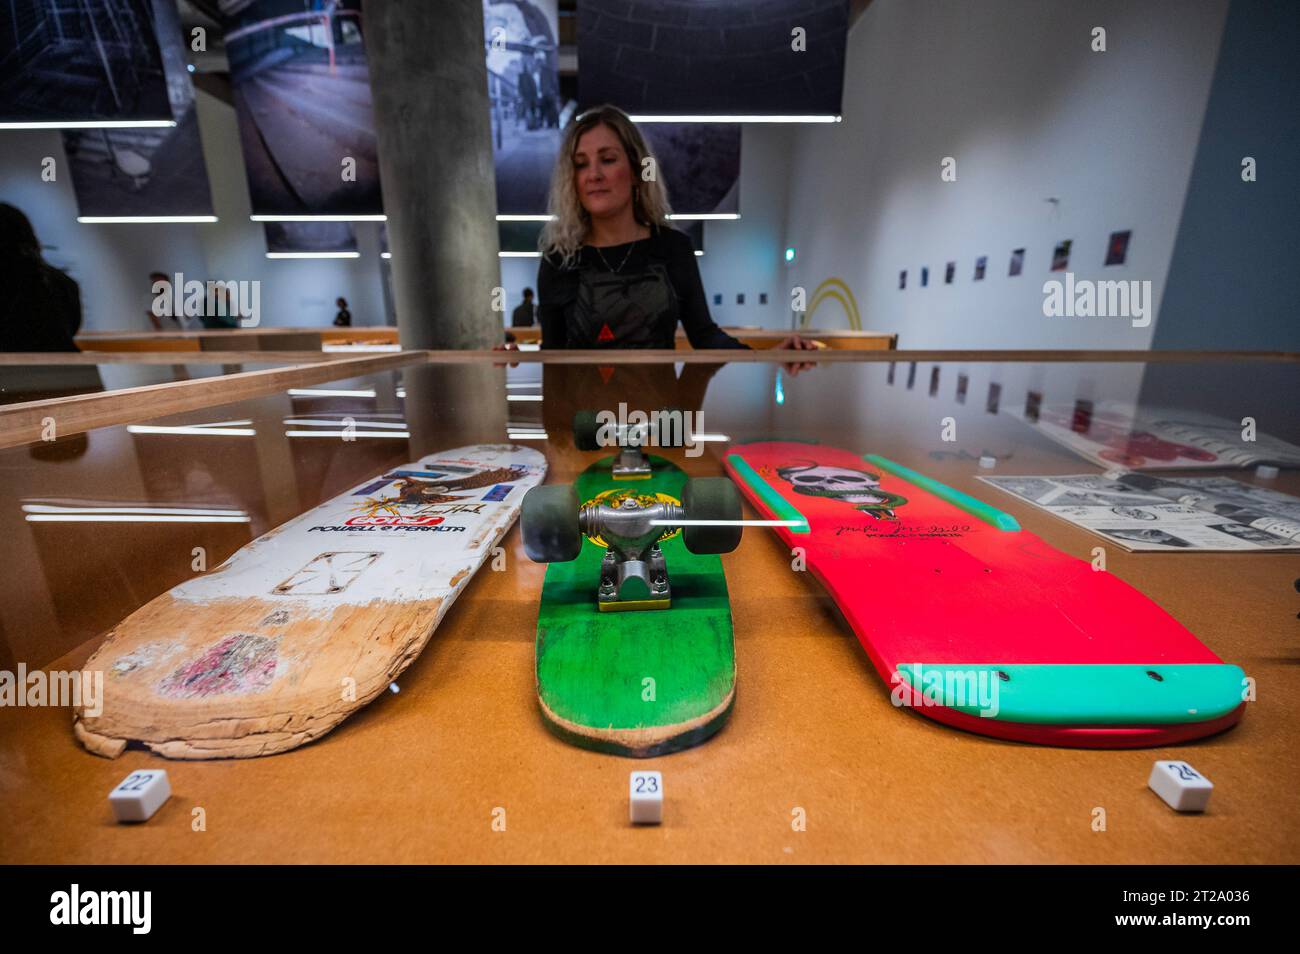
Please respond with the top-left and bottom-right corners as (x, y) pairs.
(283, 418), (407, 429)
(78, 215), (218, 224)
(497, 214), (554, 221)
(630, 114), (841, 124)
(266, 251), (360, 259)
(1, 119), (175, 129)
(284, 430), (410, 439)
(127, 425), (256, 436)
(500, 251), (541, 258)
(251, 214), (387, 222)
(668, 213), (740, 221)
(287, 388), (377, 398)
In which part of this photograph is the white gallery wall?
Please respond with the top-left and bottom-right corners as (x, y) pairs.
(779, 0), (1232, 348)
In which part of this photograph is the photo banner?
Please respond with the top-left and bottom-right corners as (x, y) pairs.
(0, 0), (172, 123)
(264, 221), (358, 254)
(224, 0), (383, 216)
(63, 0), (215, 218)
(642, 123), (740, 215)
(484, 0), (563, 214)
(579, 0), (848, 116)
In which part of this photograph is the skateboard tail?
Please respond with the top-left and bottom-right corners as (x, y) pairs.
(538, 686), (735, 758)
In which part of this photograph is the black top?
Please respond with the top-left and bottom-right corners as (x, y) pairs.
(537, 225), (745, 349)
(0, 261), (81, 352)
(510, 300), (535, 327)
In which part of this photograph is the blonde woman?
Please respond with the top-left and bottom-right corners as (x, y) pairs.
(537, 105), (812, 353)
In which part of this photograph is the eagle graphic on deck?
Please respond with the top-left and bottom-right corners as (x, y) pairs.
(359, 466), (527, 516)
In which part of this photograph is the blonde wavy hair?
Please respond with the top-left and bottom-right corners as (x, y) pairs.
(539, 104), (674, 268)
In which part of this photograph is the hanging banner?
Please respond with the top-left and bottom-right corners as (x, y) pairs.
(484, 0), (563, 215)
(578, 0), (848, 116)
(225, 0), (383, 216)
(62, 0), (215, 218)
(265, 221), (358, 254)
(642, 123), (740, 216)
(0, 0), (172, 124)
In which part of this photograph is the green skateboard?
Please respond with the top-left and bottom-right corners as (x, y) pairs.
(521, 417), (742, 757)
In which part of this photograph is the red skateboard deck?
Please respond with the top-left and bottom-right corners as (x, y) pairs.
(724, 441), (1247, 748)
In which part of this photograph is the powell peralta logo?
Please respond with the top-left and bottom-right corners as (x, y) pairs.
(581, 489), (682, 547)
(346, 514), (446, 527)
(775, 461), (908, 520)
(343, 466), (528, 527)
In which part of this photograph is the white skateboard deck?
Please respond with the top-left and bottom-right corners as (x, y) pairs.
(74, 444), (546, 759)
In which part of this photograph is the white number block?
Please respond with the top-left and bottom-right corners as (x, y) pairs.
(109, 770), (171, 823)
(629, 770), (663, 825)
(1148, 760), (1212, 812)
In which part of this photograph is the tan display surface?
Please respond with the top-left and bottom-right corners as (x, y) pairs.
(1, 447), (1295, 865)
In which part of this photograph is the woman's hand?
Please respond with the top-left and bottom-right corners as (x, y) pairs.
(774, 332), (820, 376)
(491, 341), (520, 368)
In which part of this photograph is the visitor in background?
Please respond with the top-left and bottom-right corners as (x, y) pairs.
(511, 288), (536, 327)
(0, 203), (82, 352)
(200, 285), (239, 329)
(334, 297), (352, 327)
(146, 271), (183, 331)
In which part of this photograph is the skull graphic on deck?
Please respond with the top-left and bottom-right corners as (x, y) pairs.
(776, 463), (908, 520)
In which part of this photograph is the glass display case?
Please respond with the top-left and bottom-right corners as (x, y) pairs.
(0, 351), (1295, 863)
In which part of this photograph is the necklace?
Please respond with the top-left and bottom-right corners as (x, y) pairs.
(592, 241), (636, 274)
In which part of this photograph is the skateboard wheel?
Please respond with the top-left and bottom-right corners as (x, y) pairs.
(573, 410), (601, 451)
(522, 485), (582, 563)
(682, 477), (742, 554)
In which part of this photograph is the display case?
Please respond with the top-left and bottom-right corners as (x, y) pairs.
(0, 351), (1296, 864)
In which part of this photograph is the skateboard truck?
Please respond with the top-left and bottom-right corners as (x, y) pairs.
(573, 410), (690, 481)
(612, 441), (652, 480)
(582, 495), (684, 611)
(522, 477), (743, 614)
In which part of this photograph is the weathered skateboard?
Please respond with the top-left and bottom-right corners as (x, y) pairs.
(724, 441), (1247, 748)
(74, 444), (546, 759)
(521, 415), (742, 757)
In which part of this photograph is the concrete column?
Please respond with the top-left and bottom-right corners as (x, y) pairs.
(366, 0), (500, 349)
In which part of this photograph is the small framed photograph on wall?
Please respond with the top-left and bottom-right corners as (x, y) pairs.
(1051, 240), (1072, 271)
(1105, 230), (1132, 265)
(974, 256), (987, 280)
(1009, 248), (1025, 276)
